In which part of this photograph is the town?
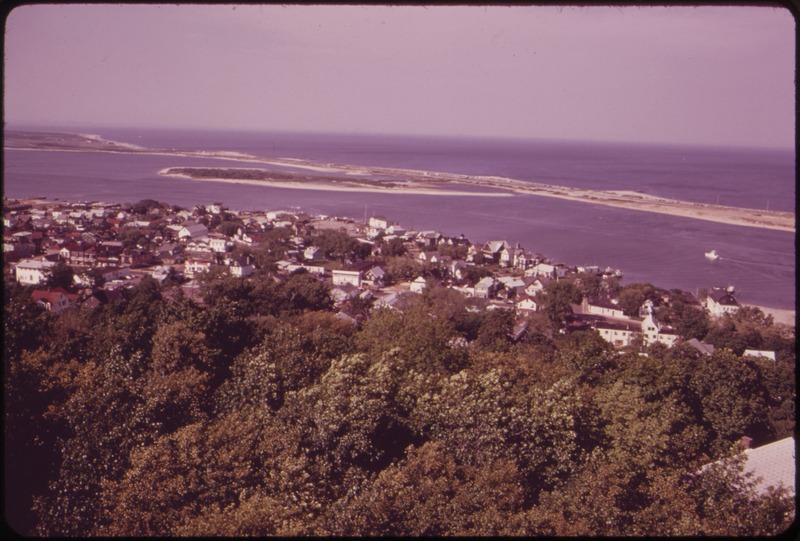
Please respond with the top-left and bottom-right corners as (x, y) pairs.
(3, 196), (776, 359)
(5, 196), (794, 537)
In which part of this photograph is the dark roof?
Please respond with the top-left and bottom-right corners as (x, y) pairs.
(708, 288), (739, 306)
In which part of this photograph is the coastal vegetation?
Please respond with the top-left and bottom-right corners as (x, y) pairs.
(4, 199), (794, 536)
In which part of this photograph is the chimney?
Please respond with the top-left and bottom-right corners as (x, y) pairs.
(740, 436), (753, 449)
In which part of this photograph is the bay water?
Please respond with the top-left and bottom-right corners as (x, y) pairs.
(3, 126), (795, 310)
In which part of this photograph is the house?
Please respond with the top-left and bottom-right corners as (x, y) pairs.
(15, 259), (57, 285)
(523, 276), (550, 297)
(178, 222), (209, 241)
(700, 437), (795, 497)
(449, 259), (468, 280)
(151, 266), (174, 283)
(594, 304), (679, 349)
(330, 283), (360, 304)
(416, 231), (443, 248)
(81, 288), (125, 310)
(582, 296), (627, 319)
(418, 251), (441, 265)
(482, 240), (508, 262)
(365, 266), (386, 287)
(595, 319), (640, 348)
(705, 287), (740, 317)
(640, 312), (679, 347)
(304, 246), (324, 261)
(208, 234), (233, 253)
(226, 255), (254, 278)
(528, 262), (567, 279)
(685, 338), (715, 355)
(332, 269), (362, 288)
(410, 276), (428, 293)
(515, 296), (539, 316)
(120, 248), (152, 267)
(184, 258), (214, 278)
(743, 349), (777, 361)
(510, 320), (529, 342)
(367, 216), (390, 239)
(474, 276), (496, 299)
(156, 243), (184, 262)
(31, 287), (79, 314)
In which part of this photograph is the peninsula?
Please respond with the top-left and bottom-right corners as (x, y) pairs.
(5, 130), (794, 232)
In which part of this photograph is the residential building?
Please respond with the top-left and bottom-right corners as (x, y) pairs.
(332, 269), (362, 287)
(705, 287), (740, 317)
(15, 259), (56, 285)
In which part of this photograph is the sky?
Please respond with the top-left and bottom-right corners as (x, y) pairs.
(3, 4), (795, 148)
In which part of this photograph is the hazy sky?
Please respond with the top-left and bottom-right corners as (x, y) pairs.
(4, 4), (795, 148)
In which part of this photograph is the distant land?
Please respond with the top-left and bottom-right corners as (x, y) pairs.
(4, 130), (794, 232)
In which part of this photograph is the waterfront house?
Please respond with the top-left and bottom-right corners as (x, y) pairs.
(705, 287), (740, 317)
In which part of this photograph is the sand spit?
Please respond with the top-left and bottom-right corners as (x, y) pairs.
(5, 132), (794, 232)
(158, 169), (511, 196)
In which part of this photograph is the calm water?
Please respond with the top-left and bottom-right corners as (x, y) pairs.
(3, 126), (796, 309)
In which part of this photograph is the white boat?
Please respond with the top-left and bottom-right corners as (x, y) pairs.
(705, 250), (720, 260)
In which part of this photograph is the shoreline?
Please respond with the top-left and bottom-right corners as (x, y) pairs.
(747, 305), (796, 326)
(6, 139), (795, 232)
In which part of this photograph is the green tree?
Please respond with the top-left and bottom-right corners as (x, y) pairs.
(44, 261), (75, 291)
(536, 280), (581, 326)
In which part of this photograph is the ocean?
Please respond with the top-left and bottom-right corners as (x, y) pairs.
(3, 126), (796, 310)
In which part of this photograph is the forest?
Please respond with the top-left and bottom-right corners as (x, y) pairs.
(4, 250), (796, 536)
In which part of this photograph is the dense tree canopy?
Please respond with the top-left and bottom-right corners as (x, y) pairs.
(4, 264), (794, 537)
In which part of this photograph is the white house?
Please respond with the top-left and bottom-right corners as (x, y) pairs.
(582, 296), (627, 319)
(595, 320), (640, 348)
(332, 269), (362, 287)
(706, 287), (740, 317)
(595, 305), (679, 349)
(474, 276), (495, 299)
(184, 259), (213, 278)
(15, 259), (57, 285)
(410, 276), (427, 293)
(528, 262), (567, 279)
(640, 313), (680, 347)
(304, 246), (324, 261)
(365, 266), (386, 287)
(515, 296), (539, 316)
(226, 256), (254, 278)
(367, 216), (390, 239)
(743, 349), (777, 361)
(178, 223), (209, 241)
(208, 234), (233, 253)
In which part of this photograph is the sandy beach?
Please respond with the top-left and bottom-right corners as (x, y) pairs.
(748, 305), (796, 326)
(158, 169), (512, 196)
(5, 131), (795, 232)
